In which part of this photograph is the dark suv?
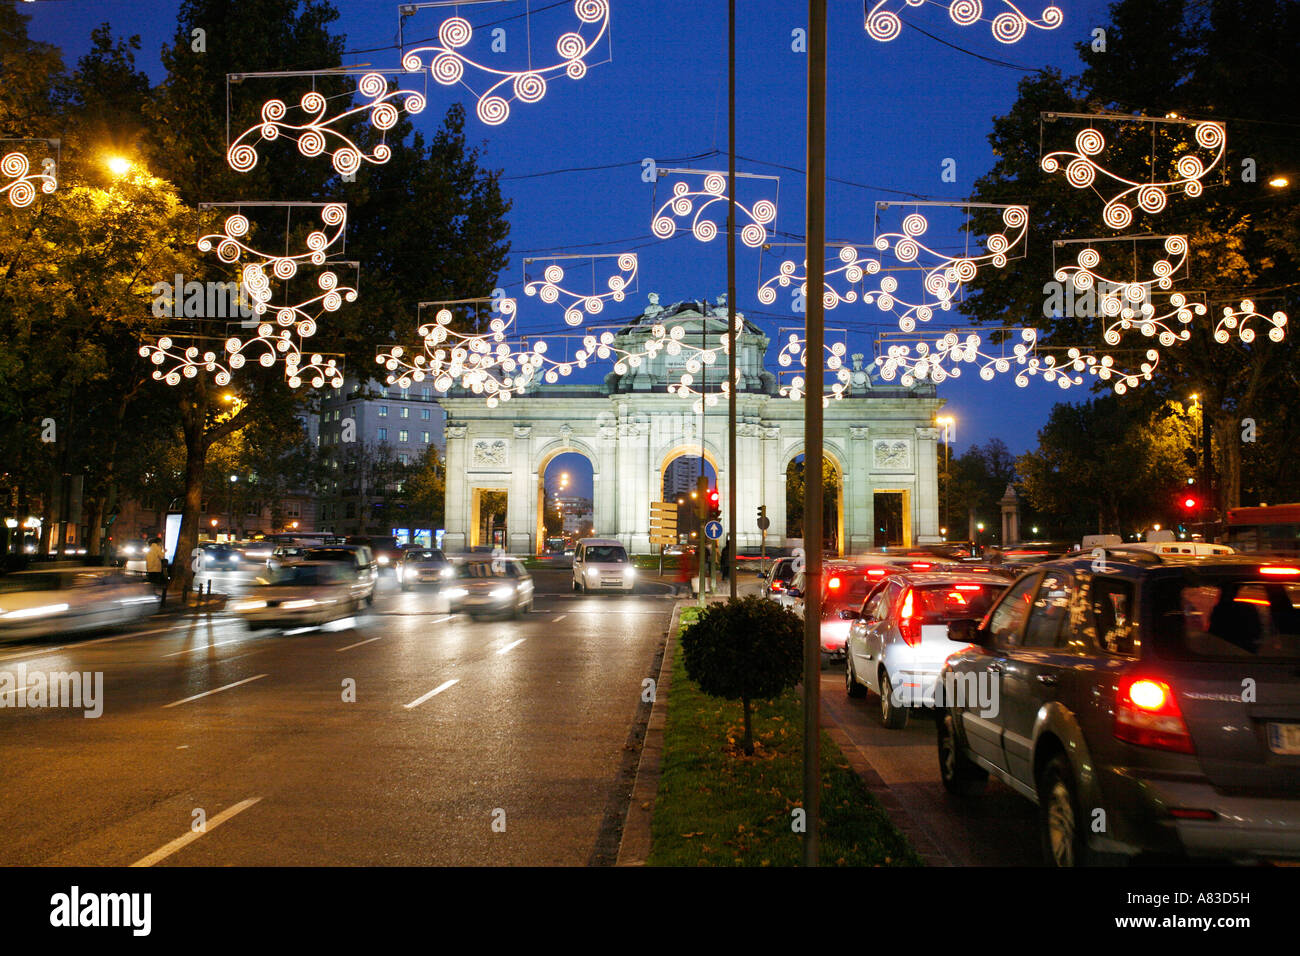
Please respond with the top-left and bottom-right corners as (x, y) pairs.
(936, 551), (1300, 866)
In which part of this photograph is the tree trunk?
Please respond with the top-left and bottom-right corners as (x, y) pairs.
(86, 495), (105, 556)
(741, 692), (754, 756)
(169, 392), (209, 599)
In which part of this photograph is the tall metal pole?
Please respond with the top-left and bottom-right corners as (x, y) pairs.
(803, 0), (826, 869)
(727, 0), (738, 601)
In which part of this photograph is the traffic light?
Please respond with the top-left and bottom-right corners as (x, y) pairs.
(707, 488), (720, 521)
(1182, 494), (1199, 511)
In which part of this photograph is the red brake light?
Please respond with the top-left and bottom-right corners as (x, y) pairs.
(910, 562), (932, 570)
(954, 584), (981, 591)
(899, 588), (919, 646)
(1259, 566), (1300, 576)
(1114, 677), (1195, 754)
(866, 568), (887, 576)
(827, 576), (841, 590)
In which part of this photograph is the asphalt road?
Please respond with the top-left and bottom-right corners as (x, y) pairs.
(0, 569), (673, 866)
(821, 667), (1042, 866)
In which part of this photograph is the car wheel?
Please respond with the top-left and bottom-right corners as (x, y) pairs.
(937, 710), (988, 796)
(846, 656), (866, 698)
(1038, 753), (1092, 867)
(879, 670), (909, 729)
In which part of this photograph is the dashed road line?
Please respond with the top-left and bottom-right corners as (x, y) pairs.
(496, 639), (526, 655)
(336, 636), (383, 652)
(129, 797), (263, 867)
(552, 614), (567, 622)
(162, 674), (268, 709)
(403, 679), (459, 709)
(163, 638), (243, 657)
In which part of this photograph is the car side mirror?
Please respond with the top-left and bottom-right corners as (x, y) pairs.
(947, 618), (988, 644)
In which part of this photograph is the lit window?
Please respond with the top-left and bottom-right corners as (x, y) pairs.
(399, 430), (409, 443)
(378, 406), (388, 417)
(400, 407), (409, 419)
(378, 427), (387, 441)
(422, 432), (430, 444)
(420, 408), (430, 420)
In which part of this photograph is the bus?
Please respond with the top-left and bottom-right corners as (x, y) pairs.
(1225, 503), (1300, 554)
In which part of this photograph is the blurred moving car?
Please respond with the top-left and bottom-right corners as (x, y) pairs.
(231, 562), (365, 630)
(346, 535), (400, 572)
(571, 538), (635, 594)
(398, 548), (452, 591)
(937, 551), (1300, 866)
(445, 556), (534, 619)
(201, 543), (243, 571)
(790, 562), (905, 666)
(266, 545), (308, 571)
(845, 571), (1010, 728)
(0, 567), (156, 640)
(301, 545), (377, 605)
(236, 541), (274, 563)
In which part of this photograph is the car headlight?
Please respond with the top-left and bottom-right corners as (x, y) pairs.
(281, 599), (322, 610)
(626, 566), (636, 579)
(378, 555), (390, 565)
(1, 603), (70, 620)
(446, 587), (468, 599)
(441, 567), (454, 579)
(490, 586), (514, 600)
(587, 567), (599, 579)
(232, 599), (267, 611)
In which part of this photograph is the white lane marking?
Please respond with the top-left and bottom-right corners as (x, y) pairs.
(129, 796), (262, 867)
(428, 615), (455, 624)
(336, 636), (382, 652)
(163, 639), (243, 658)
(0, 626), (177, 664)
(403, 679), (459, 710)
(552, 614), (567, 622)
(496, 639), (525, 655)
(162, 674), (268, 709)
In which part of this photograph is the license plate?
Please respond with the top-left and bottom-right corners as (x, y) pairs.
(1267, 722), (1300, 755)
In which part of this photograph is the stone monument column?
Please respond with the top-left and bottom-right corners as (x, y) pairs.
(442, 423), (468, 553)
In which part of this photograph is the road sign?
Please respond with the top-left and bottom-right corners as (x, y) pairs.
(704, 520), (723, 540)
(757, 515), (770, 531)
(650, 501), (678, 547)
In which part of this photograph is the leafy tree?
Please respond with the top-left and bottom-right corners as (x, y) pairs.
(1017, 396), (1195, 539)
(680, 596), (804, 757)
(786, 456), (839, 549)
(964, 0), (1300, 515)
(402, 444), (446, 532)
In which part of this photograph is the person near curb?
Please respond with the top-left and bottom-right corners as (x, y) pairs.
(145, 537), (166, 591)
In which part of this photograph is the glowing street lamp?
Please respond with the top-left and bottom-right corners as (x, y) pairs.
(106, 156), (132, 176)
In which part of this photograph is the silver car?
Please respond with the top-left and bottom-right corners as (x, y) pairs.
(446, 557), (534, 619)
(0, 567), (157, 640)
(232, 561), (366, 630)
(844, 572), (1008, 728)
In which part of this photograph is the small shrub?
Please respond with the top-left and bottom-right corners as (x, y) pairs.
(680, 595), (803, 755)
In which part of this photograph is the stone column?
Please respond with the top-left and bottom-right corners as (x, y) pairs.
(442, 423), (468, 553)
(847, 425), (873, 552)
(508, 426), (533, 554)
(914, 426), (942, 544)
(999, 484), (1020, 546)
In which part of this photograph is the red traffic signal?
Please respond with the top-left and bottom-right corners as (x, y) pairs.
(1182, 496), (1198, 511)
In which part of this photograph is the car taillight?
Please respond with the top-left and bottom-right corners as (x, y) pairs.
(828, 576), (841, 590)
(1114, 676), (1195, 755)
(1259, 566), (1300, 576)
(866, 568), (887, 577)
(910, 562), (932, 571)
(770, 580), (785, 591)
(899, 588), (919, 646)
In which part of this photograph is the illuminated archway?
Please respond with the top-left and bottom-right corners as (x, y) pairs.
(784, 447), (845, 557)
(537, 449), (596, 553)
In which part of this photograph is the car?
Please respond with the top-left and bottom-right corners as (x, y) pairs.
(231, 561), (366, 630)
(789, 562), (907, 666)
(0, 567), (157, 640)
(936, 551), (1300, 866)
(200, 543), (243, 571)
(844, 571), (1010, 728)
(266, 545), (308, 571)
(571, 538), (635, 594)
(397, 548), (452, 591)
(345, 535), (400, 572)
(445, 556), (534, 619)
(763, 556), (799, 605)
(300, 545), (377, 605)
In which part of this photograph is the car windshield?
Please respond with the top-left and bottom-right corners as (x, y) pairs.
(772, 560), (795, 582)
(1151, 570), (1300, 660)
(256, 565), (346, 587)
(404, 550), (444, 563)
(457, 561), (520, 579)
(825, 571), (876, 603)
(303, 549), (355, 564)
(912, 582), (1005, 622)
(584, 546), (626, 563)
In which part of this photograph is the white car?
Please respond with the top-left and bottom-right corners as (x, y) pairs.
(571, 538), (635, 594)
(844, 572), (1008, 728)
(445, 557), (535, 619)
(0, 567), (157, 640)
(232, 562), (366, 630)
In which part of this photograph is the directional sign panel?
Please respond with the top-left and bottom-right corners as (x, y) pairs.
(704, 520), (723, 540)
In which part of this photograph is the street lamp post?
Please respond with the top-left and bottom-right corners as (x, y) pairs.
(227, 474), (238, 541)
(936, 415), (954, 539)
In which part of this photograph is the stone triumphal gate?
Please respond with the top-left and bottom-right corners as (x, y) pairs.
(439, 295), (944, 555)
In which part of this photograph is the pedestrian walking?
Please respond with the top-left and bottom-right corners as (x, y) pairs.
(145, 537), (166, 591)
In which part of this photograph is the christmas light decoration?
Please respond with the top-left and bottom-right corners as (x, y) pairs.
(864, 0), (1063, 44)
(199, 202), (348, 281)
(776, 329), (855, 405)
(757, 244), (879, 310)
(1041, 114), (1226, 229)
(1, 147), (56, 207)
(863, 203), (1028, 332)
(1101, 291), (1206, 347)
(523, 253), (638, 326)
(650, 168), (779, 248)
(400, 0), (611, 126)
(1053, 235), (1188, 314)
(1214, 300), (1288, 344)
(227, 72), (426, 176)
(1017, 347), (1161, 395)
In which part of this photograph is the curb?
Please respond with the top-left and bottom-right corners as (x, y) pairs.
(615, 599), (689, 866)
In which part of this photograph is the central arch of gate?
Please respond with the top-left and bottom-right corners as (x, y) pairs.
(439, 295), (943, 555)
